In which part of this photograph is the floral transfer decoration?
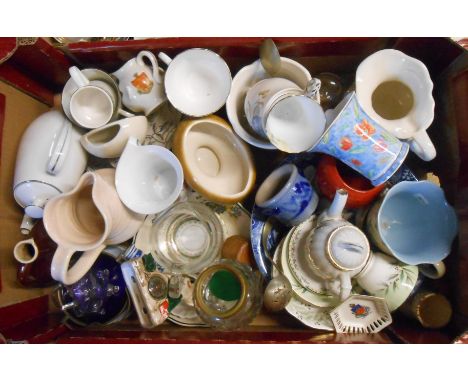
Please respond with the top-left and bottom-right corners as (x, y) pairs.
(132, 72), (153, 94)
(350, 303), (371, 318)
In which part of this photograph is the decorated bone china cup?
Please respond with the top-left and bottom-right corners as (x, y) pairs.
(158, 49), (232, 117)
(173, 115), (255, 204)
(255, 164), (319, 226)
(226, 57), (312, 150)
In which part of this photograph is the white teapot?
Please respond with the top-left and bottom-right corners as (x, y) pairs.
(112, 51), (166, 116)
(306, 189), (370, 300)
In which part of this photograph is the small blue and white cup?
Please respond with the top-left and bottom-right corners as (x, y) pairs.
(255, 163), (319, 226)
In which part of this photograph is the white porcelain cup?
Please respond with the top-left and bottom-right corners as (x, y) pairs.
(158, 49), (232, 117)
(68, 66), (133, 129)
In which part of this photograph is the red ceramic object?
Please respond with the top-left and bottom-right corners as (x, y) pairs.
(14, 220), (57, 288)
(316, 155), (385, 209)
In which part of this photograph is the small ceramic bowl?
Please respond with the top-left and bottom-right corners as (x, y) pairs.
(173, 115), (256, 204)
(226, 57), (312, 150)
(316, 155), (385, 209)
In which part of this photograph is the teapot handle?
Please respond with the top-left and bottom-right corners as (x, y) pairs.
(137, 51), (162, 84)
(51, 244), (106, 285)
(46, 118), (72, 175)
(409, 130), (436, 161)
(339, 273), (352, 301)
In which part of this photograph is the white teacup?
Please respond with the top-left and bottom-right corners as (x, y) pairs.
(158, 49), (232, 117)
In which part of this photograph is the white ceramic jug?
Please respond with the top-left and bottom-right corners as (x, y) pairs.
(356, 49), (436, 161)
(112, 51), (166, 116)
(13, 110), (87, 226)
(306, 189), (370, 300)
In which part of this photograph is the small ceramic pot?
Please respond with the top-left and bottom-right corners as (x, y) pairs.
(306, 189), (370, 301)
(315, 155), (385, 209)
(356, 49), (436, 161)
(43, 168), (144, 285)
(193, 259), (263, 330)
(244, 77), (325, 153)
(14, 220), (57, 287)
(158, 49), (232, 117)
(365, 181), (458, 278)
(310, 92), (409, 186)
(115, 137), (184, 214)
(112, 50), (166, 116)
(226, 57), (312, 150)
(80, 116), (148, 158)
(255, 164), (319, 227)
(173, 115), (256, 204)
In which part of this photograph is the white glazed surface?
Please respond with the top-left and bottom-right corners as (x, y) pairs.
(112, 51), (166, 115)
(115, 137), (184, 215)
(163, 49), (232, 117)
(226, 58), (312, 149)
(13, 110), (87, 219)
(80, 116), (148, 158)
(356, 49), (436, 161)
(178, 119), (254, 202)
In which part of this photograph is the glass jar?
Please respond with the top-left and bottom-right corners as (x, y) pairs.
(193, 259), (263, 330)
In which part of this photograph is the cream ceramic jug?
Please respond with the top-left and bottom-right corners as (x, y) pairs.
(306, 189), (370, 300)
(356, 49), (436, 161)
(43, 168), (144, 285)
(112, 51), (166, 116)
(13, 110), (87, 230)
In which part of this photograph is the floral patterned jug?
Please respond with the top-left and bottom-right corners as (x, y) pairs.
(310, 92), (409, 186)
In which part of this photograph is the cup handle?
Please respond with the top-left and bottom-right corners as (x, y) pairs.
(304, 78), (321, 103)
(158, 52), (172, 66)
(51, 244), (106, 285)
(419, 261), (446, 279)
(118, 108), (135, 118)
(69, 66), (89, 88)
(137, 51), (162, 84)
(409, 130), (436, 161)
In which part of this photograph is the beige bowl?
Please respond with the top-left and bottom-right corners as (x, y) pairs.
(173, 115), (256, 204)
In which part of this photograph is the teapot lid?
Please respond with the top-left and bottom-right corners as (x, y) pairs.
(326, 226), (370, 271)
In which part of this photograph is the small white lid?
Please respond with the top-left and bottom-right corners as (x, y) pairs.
(327, 226), (370, 271)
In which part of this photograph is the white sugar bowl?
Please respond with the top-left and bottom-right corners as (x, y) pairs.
(306, 189), (370, 300)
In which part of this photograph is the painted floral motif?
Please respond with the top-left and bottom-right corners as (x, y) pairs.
(354, 119), (376, 140)
(350, 303), (370, 318)
(132, 72), (153, 94)
(312, 94), (408, 185)
(159, 299), (170, 319)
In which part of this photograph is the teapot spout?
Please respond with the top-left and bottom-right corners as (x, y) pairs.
(326, 189), (348, 220)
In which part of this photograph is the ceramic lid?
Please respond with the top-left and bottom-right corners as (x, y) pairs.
(326, 226), (370, 271)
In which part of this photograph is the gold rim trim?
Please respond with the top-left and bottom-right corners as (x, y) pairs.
(326, 226), (370, 272)
(194, 262), (248, 319)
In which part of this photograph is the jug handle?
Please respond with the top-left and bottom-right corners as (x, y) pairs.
(137, 51), (162, 85)
(409, 130), (436, 161)
(419, 261), (446, 279)
(158, 52), (172, 66)
(46, 118), (72, 175)
(51, 244), (106, 285)
(69, 66), (89, 88)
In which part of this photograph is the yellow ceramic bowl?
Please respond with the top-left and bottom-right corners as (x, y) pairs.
(173, 115), (256, 204)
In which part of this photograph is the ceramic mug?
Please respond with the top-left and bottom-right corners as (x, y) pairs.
(158, 49), (232, 117)
(65, 66), (133, 129)
(43, 168), (144, 285)
(356, 49), (436, 161)
(255, 163), (319, 226)
(315, 155), (385, 209)
(365, 180), (458, 279)
(244, 77), (325, 153)
(310, 92), (409, 186)
(112, 50), (166, 116)
(80, 116), (148, 158)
